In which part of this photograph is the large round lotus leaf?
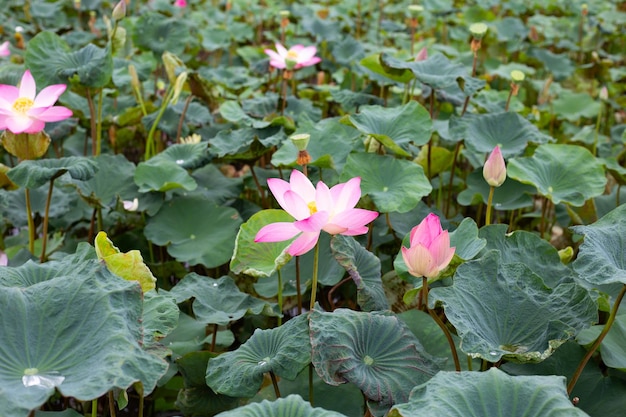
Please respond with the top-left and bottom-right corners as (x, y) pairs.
(0, 268), (168, 416)
(169, 273), (279, 325)
(380, 53), (466, 90)
(309, 308), (439, 409)
(457, 168), (535, 210)
(571, 204), (626, 286)
(503, 341), (626, 417)
(208, 127), (273, 160)
(73, 154), (137, 208)
(230, 209), (294, 278)
(330, 235), (389, 312)
(144, 196), (242, 268)
(272, 118), (359, 170)
(134, 159), (197, 193)
(219, 101), (269, 128)
(429, 251), (597, 363)
(7, 157), (98, 189)
(507, 144), (606, 206)
(192, 164), (243, 205)
(464, 112), (552, 158)
(478, 225), (573, 288)
(132, 12), (189, 56)
(552, 91), (601, 121)
(215, 394), (348, 417)
(25, 31), (112, 88)
(141, 290), (179, 356)
(152, 143), (209, 170)
(388, 368), (589, 417)
(347, 101), (432, 155)
(206, 315), (310, 398)
(340, 153), (431, 213)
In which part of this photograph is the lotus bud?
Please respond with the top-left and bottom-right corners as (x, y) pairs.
(128, 64), (140, 91)
(483, 146), (506, 187)
(112, 0), (126, 21)
(599, 86), (608, 101)
(123, 198), (139, 211)
(415, 47), (428, 61)
(170, 71), (188, 105)
(162, 51), (185, 85)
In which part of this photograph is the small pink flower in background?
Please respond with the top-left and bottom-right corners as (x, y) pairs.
(415, 47), (428, 61)
(265, 43), (321, 70)
(483, 145), (506, 187)
(174, 0), (187, 7)
(0, 70), (72, 134)
(255, 170), (378, 256)
(402, 213), (455, 279)
(0, 41), (10, 57)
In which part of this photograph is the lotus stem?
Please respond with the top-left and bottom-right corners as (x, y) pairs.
(25, 188), (35, 255)
(210, 323), (218, 352)
(96, 88), (104, 156)
(485, 185), (495, 226)
(86, 88), (98, 156)
(91, 398), (98, 417)
(445, 141), (463, 217)
(277, 269), (283, 326)
(249, 165), (268, 209)
(145, 86), (174, 160)
(269, 370), (281, 398)
(467, 355), (473, 371)
(592, 101), (602, 156)
(309, 363), (314, 405)
(176, 94), (194, 143)
(568, 284), (626, 395)
(309, 242), (320, 311)
(40, 179), (55, 262)
(108, 391), (117, 417)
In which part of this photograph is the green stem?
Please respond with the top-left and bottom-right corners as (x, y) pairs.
(91, 398), (98, 417)
(144, 87), (174, 160)
(138, 391), (144, 417)
(86, 88), (98, 156)
(592, 102), (602, 156)
(249, 164), (268, 208)
(96, 88), (104, 156)
(210, 323), (218, 352)
(309, 242), (320, 311)
(467, 355), (473, 371)
(269, 370), (281, 398)
(40, 179), (56, 263)
(108, 391), (117, 417)
(295, 256), (303, 315)
(176, 94), (194, 143)
(445, 141), (463, 217)
(25, 188), (35, 255)
(567, 284), (626, 395)
(504, 88), (514, 112)
(277, 269), (283, 326)
(485, 185), (495, 226)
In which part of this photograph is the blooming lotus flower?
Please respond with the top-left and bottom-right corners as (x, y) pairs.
(255, 170), (378, 256)
(483, 146), (506, 187)
(0, 41), (9, 57)
(264, 43), (321, 70)
(174, 0), (187, 7)
(0, 70), (72, 134)
(402, 213), (455, 279)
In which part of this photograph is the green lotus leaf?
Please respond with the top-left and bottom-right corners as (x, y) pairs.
(578, 313), (626, 370)
(7, 157), (98, 189)
(309, 308), (439, 410)
(144, 196), (242, 268)
(192, 164), (243, 204)
(414, 145), (454, 177)
(429, 251), (597, 363)
(552, 91), (601, 122)
(346, 101), (431, 155)
(529, 48), (575, 81)
(25, 31), (112, 88)
(132, 12), (190, 56)
(208, 127), (278, 160)
(571, 204), (626, 286)
(142, 290), (179, 356)
(503, 342), (626, 417)
(388, 368), (589, 417)
(341, 153), (431, 213)
(0, 265), (168, 416)
(507, 144), (606, 206)
(219, 101), (270, 129)
(381, 53), (473, 90)
(330, 89), (383, 112)
(330, 235), (389, 312)
(272, 118), (359, 170)
(134, 159), (197, 193)
(359, 54), (414, 84)
(464, 112), (552, 158)
(457, 168), (535, 210)
(215, 394), (348, 417)
(602, 157), (626, 185)
(175, 351), (239, 416)
(230, 209), (294, 278)
(206, 315), (310, 398)
(163, 312), (234, 357)
(152, 143), (210, 170)
(169, 273), (279, 326)
(478, 225), (573, 288)
(72, 154), (137, 208)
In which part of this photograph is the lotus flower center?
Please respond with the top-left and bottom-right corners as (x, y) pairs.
(307, 201), (317, 215)
(286, 50), (299, 59)
(12, 97), (34, 115)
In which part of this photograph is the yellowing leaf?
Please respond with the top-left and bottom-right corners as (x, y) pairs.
(95, 231), (156, 292)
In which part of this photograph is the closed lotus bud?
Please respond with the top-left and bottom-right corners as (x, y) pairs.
(170, 71), (188, 105)
(112, 0), (126, 21)
(599, 86), (608, 101)
(483, 146), (506, 187)
(128, 64), (140, 91)
(162, 51), (185, 85)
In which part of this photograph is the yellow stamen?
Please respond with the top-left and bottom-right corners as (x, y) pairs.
(307, 201), (317, 215)
(286, 50), (299, 59)
(12, 97), (34, 115)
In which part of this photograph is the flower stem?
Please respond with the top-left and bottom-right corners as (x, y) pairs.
(108, 391), (117, 417)
(277, 269), (283, 326)
(567, 284), (626, 395)
(86, 88), (98, 156)
(25, 188), (35, 255)
(295, 256), (303, 315)
(270, 370), (281, 398)
(309, 242), (320, 311)
(144, 87), (174, 160)
(91, 398), (98, 417)
(40, 179), (56, 262)
(176, 94), (194, 143)
(210, 323), (218, 352)
(96, 88), (104, 156)
(445, 141), (463, 217)
(485, 185), (495, 226)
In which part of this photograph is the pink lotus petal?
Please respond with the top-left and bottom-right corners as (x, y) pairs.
(402, 244), (436, 278)
(18, 70), (37, 101)
(331, 177), (361, 211)
(275, 43), (288, 58)
(294, 211), (329, 233)
(0, 85), (19, 106)
(283, 190), (312, 220)
(329, 208), (379, 234)
(297, 46), (318, 61)
(267, 177), (291, 209)
(410, 213), (442, 247)
(430, 231), (455, 269)
(265, 49), (283, 62)
(6, 116), (35, 134)
(255, 222), (300, 243)
(29, 106), (72, 122)
(289, 170), (316, 200)
(314, 181), (333, 213)
(0, 41), (9, 57)
(33, 84), (67, 107)
(287, 231), (320, 256)
(23, 119), (46, 134)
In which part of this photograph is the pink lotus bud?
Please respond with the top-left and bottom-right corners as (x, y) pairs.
(0, 41), (10, 57)
(415, 47), (428, 61)
(483, 146), (506, 187)
(401, 214), (455, 279)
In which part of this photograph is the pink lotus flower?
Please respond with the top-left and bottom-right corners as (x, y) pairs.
(174, 0), (187, 7)
(264, 43), (321, 70)
(402, 213), (455, 279)
(0, 41), (9, 57)
(483, 145), (506, 187)
(0, 70), (72, 134)
(255, 170), (378, 256)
